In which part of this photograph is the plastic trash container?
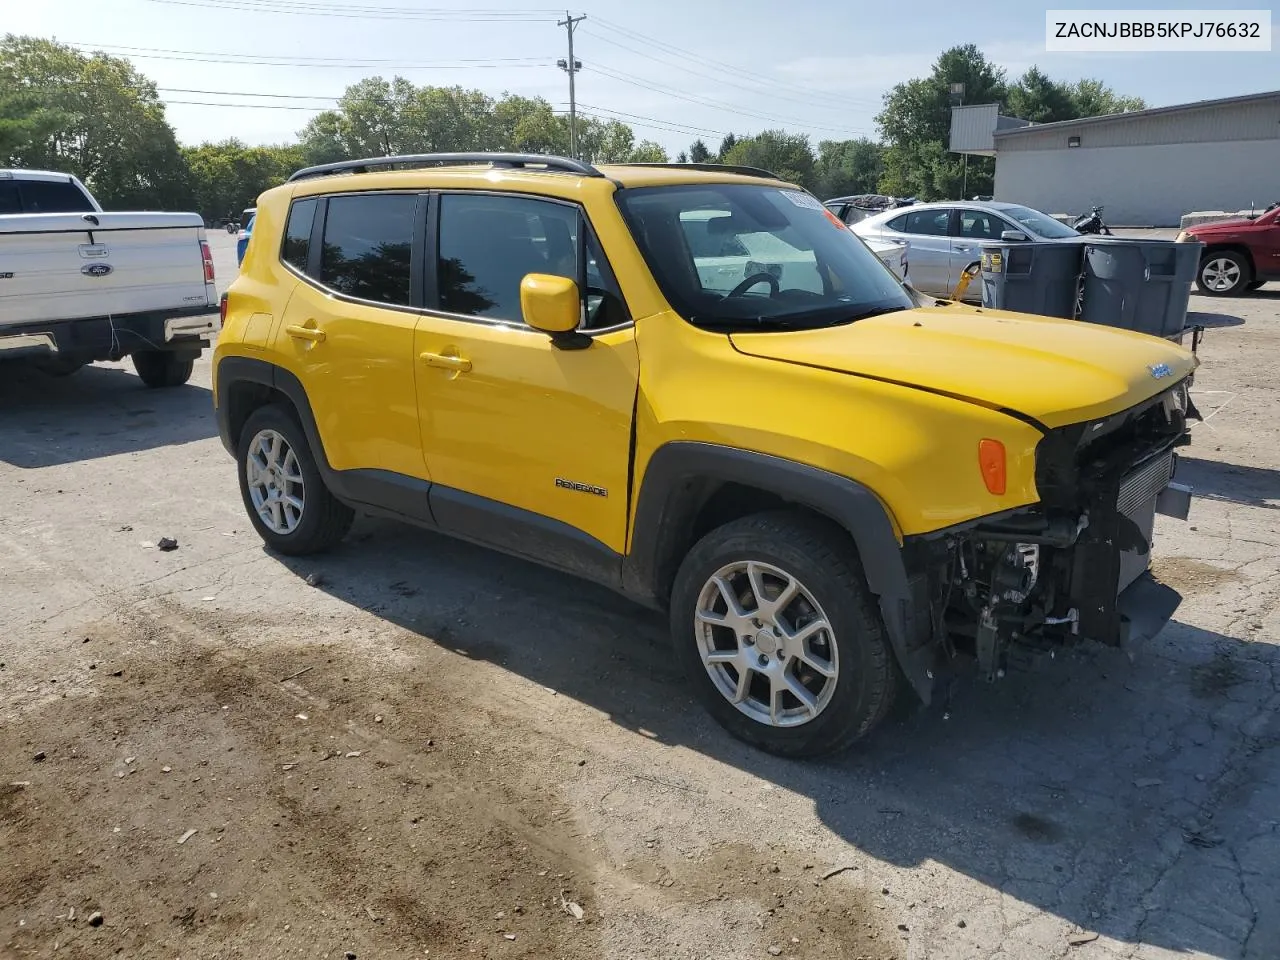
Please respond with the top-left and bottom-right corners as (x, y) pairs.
(979, 240), (1083, 319)
(1078, 239), (1203, 340)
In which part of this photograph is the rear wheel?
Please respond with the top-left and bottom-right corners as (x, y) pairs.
(132, 350), (194, 388)
(237, 404), (353, 555)
(1246, 280), (1266, 291)
(1197, 251), (1251, 296)
(669, 511), (897, 757)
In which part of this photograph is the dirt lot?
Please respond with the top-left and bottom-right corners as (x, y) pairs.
(2, 237), (1277, 959)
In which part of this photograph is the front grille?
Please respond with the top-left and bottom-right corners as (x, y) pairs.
(1117, 451), (1175, 517)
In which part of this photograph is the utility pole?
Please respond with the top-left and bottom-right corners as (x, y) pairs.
(949, 82), (967, 200)
(557, 11), (585, 159)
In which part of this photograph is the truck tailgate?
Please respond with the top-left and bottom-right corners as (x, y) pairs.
(0, 212), (216, 329)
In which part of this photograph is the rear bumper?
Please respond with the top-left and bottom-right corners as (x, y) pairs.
(0, 306), (219, 362)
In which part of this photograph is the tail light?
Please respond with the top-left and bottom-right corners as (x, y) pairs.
(219, 293), (229, 325)
(201, 241), (215, 283)
(979, 439), (1007, 495)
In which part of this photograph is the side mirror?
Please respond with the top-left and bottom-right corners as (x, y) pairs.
(1000, 230), (1028, 242)
(521, 273), (580, 334)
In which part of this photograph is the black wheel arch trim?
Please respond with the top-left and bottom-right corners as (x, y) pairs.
(623, 441), (935, 703)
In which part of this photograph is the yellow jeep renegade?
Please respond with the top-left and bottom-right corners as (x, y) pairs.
(214, 153), (1197, 756)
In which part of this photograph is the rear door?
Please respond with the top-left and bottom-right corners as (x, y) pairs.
(273, 191), (431, 508)
(889, 208), (953, 296)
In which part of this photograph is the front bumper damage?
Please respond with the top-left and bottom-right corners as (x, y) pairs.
(918, 378), (1196, 681)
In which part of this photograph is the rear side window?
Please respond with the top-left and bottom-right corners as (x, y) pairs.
(281, 199), (316, 272)
(319, 194), (417, 306)
(20, 179), (94, 213)
(901, 210), (951, 236)
(0, 182), (19, 215)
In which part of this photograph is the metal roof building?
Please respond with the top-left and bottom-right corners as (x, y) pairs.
(954, 91), (1280, 227)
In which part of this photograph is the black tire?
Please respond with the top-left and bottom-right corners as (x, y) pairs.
(1247, 280), (1266, 291)
(132, 350), (194, 388)
(1196, 251), (1251, 297)
(669, 511), (897, 757)
(237, 404), (353, 555)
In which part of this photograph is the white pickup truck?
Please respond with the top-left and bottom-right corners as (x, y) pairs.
(0, 169), (220, 387)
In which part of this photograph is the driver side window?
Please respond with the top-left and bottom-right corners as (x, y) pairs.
(435, 193), (626, 330)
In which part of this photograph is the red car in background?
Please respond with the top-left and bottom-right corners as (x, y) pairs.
(1179, 202), (1280, 296)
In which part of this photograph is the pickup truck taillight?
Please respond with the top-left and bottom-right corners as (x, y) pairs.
(201, 241), (215, 282)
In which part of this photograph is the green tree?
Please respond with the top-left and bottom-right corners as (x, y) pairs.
(1069, 78), (1145, 117)
(688, 139), (712, 163)
(0, 35), (191, 208)
(876, 44), (1006, 199)
(1005, 66), (1076, 124)
(627, 140), (669, 163)
(716, 133), (738, 160)
(813, 138), (884, 198)
(183, 139), (304, 222)
(722, 130), (816, 188)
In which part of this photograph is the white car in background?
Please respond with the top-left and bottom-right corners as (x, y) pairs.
(852, 200), (1079, 299)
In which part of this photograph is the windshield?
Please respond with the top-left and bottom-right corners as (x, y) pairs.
(1000, 204), (1079, 240)
(616, 184), (912, 331)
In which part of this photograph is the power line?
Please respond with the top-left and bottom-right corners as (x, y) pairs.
(588, 64), (878, 138)
(573, 103), (725, 138)
(68, 42), (549, 67)
(142, 0), (560, 20)
(591, 16), (878, 111)
(579, 27), (878, 116)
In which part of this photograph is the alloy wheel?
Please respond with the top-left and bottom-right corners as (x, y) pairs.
(693, 560), (839, 727)
(1201, 257), (1242, 293)
(245, 429), (305, 535)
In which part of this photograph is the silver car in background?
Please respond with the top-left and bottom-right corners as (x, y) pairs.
(852, 200), (1079, 299)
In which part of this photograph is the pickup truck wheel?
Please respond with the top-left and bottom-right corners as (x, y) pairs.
(669, 511), (896, 757)
(132, 350), (194, 388)
(237, 405), (353, 555)
(1196, 252), (1250, 296)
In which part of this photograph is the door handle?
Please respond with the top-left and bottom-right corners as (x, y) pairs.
(954, 245), (972, 253)
(285, 324), (326, 343)
(419, 350), (472, 373)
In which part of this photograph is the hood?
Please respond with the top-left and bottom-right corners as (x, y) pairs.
(729, 305), (1196, 429)
(1189, 217), (1255, 233)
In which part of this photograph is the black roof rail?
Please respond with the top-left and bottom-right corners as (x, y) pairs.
(618, 161), (785, 182)
(287, 152), (604, 183)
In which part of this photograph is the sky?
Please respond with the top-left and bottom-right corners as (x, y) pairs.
(7, 0), (1279, 154)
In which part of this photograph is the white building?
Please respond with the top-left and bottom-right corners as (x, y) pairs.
(950, 91), (1280, 227)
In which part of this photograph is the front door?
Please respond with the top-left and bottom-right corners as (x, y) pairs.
(413, 191), (638, 580)
(950, 208), (1011, 299)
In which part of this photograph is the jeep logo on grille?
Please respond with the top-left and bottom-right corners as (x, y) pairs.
(1148, 362), (1172, 379)
(81, 263), (114, 278)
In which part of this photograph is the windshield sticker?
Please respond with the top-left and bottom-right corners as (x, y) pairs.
(779, 190), (823, 211)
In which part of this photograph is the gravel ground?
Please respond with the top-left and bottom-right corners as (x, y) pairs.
(1, 233), (1277, 960)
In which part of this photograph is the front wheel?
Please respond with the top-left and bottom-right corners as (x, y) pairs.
(1197, 251), (1251, 296)
(669, 511), (897, 757)
(237, 404), (354, 555)
(132, 350), (194, 388)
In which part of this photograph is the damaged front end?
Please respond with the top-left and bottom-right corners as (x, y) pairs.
(921, 378), (1196, 680)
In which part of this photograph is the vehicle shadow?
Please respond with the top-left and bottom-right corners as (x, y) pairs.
(1185, 310), (1246, 330)
(1179, 456), (1280, 511)
(0, 363), (216, 469)
(277, 517), (1279, 960)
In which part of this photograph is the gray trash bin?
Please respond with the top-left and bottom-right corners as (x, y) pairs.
(1078, 239), (1203, 340)
(979, 240), (1083, 318)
